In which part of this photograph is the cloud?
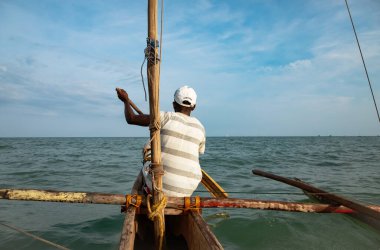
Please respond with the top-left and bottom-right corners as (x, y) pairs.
(1, 0), (379, 136)
(0, 1), (148, 121)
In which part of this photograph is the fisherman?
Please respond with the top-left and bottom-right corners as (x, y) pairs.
(116, 86), (206, 197)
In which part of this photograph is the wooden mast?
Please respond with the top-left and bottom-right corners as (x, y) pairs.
(147, 0), (165, 249)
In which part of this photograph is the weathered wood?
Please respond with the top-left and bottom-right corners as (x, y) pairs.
(3, 188), (380, 214)
(169, 211), (223, 250)
(0, 189), (125, 204)
(198, 197), (380, 213)
(147, 1), (164, 248)
(201, 169), (228, 198)
(119, 206), (137, 250)
(252, 169), (380, 220)
(188, 211), (224, 249)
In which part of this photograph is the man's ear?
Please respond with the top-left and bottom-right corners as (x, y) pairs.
(173, 101), (180, 112)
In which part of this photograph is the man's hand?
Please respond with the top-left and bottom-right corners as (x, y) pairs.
(116, 88), (128, 103)
(116, 87), (150, 126)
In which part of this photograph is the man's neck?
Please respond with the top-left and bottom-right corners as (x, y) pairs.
(177, 110), (191, 116)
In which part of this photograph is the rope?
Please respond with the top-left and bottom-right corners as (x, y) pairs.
(146, 194), (167, 250)
(344, 0), (380, 124)
(140, 57), (148, 101)
(140, 36), (160, 102)
(0, 221), (69, 250)
(140, 0), (163, 103)
(149, 163), (165, 177)
(149, 120), (161, 132)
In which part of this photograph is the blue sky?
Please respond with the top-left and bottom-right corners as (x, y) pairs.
(0, 0), (379, 137)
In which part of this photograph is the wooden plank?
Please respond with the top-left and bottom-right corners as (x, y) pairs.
(119, 206), (136, 250)
(201, 169), (228, 198)
(252, 169), (380, 220)
(188, 211), (224, 249)
(0, 189), (125, 204)
(167, 212), (223, 250)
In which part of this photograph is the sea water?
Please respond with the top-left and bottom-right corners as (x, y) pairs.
(0, 137), (379, 249)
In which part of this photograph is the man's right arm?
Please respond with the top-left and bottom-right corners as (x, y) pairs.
(116, 88), (150, 127)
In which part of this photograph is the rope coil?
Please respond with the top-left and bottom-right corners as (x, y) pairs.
(149, 163), (165, 176)
(146, 194), (167, 249)
(149, 120), (161, 132)
(145, 37), (160, 65)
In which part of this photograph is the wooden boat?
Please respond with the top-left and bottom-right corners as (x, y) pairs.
(132, 211), (223, 250)
(1, 1), (379, 249)
(119, 174), (226, 249)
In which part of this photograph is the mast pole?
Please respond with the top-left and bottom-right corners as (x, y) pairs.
(147, 0), (165, 249)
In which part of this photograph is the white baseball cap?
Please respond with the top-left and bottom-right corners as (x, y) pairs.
(174, 86), (197, 107)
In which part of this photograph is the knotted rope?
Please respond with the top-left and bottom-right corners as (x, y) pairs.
(146, 193), (167, 249)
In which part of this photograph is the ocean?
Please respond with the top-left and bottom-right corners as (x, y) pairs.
(0, 137), (379, 249)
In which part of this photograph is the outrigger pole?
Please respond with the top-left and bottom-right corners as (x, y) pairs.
(252, 169), (380, 220)
(2, 188), (380, 213)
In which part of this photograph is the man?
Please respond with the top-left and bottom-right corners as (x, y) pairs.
(116, 86), (206, 197)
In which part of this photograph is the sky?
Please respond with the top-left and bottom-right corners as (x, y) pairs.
(0, 0), (379, 137)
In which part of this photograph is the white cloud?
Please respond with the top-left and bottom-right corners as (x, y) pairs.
(284, 59), (312, 71)
(1, 0), (379, 136)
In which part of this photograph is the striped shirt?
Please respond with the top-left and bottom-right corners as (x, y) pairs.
(143, 111), (206, 197)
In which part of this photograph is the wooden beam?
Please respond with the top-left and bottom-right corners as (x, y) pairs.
(0, 189), (125, 204)
(128, 99), (144, 115)
(197, 197), (380, 213)
(252, 169), (380, 220)
(2, 188), (380, 213)
(201, 169), (228, 198)
(119, 206), (136, 250)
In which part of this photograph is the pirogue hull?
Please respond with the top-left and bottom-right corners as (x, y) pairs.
(120, 207), (223, 250)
